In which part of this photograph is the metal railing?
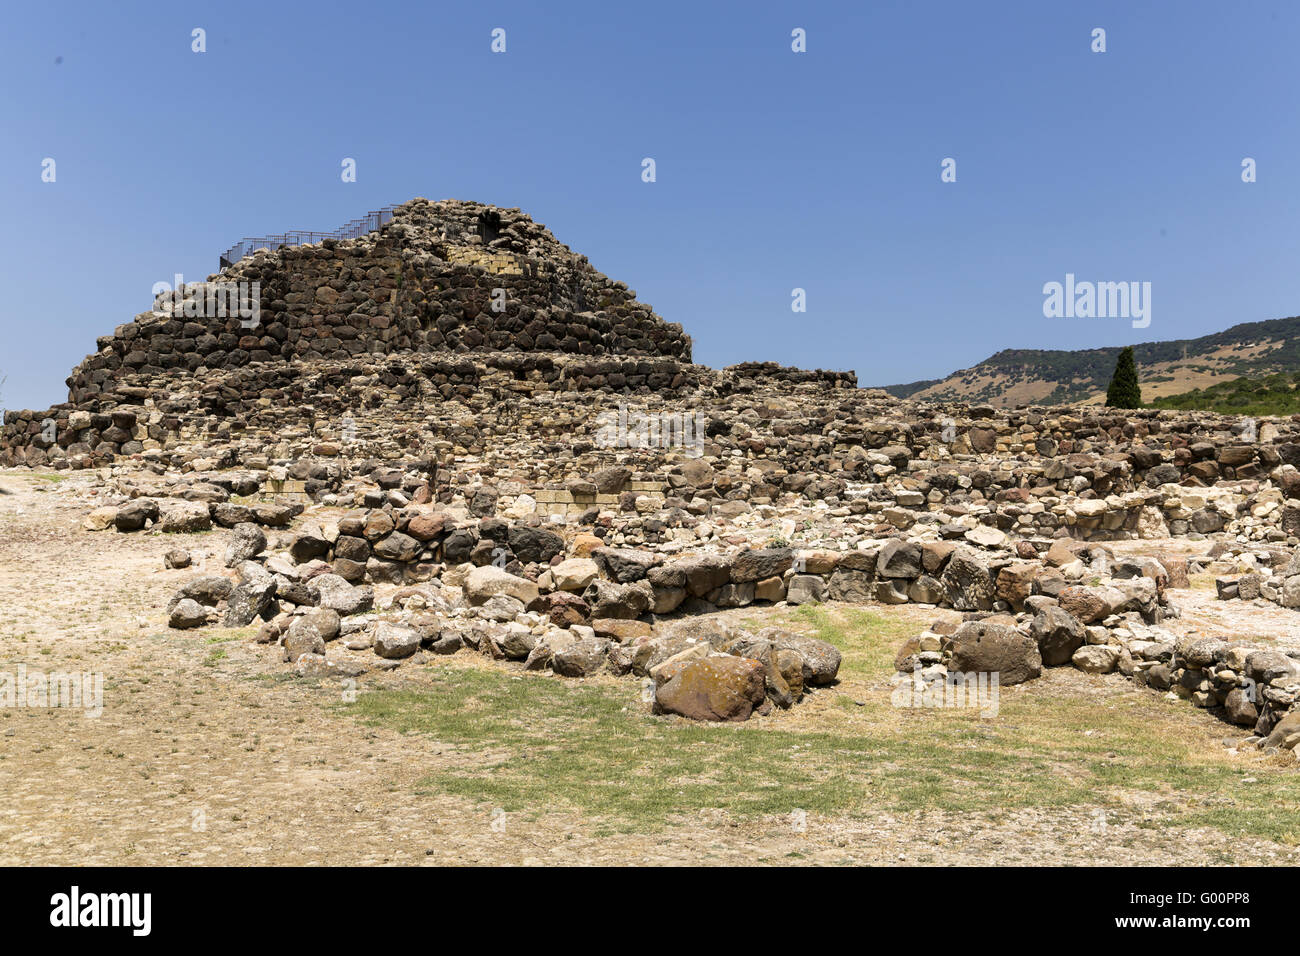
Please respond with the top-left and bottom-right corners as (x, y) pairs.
(220, 205), (398, 269)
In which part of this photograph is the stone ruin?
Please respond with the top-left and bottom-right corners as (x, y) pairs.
(5, 197), (1300, 733)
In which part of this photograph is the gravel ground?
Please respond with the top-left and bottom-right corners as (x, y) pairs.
(1, 469), (1297, 866)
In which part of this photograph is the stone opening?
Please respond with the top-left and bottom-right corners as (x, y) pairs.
(478, 210), (501, 245)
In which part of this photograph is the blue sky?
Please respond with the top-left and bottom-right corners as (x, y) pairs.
(2, 0), (1299, 411)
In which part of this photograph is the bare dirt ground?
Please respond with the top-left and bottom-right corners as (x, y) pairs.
(1, 468), (1297, 866)
(1109, 537), (1300, 650)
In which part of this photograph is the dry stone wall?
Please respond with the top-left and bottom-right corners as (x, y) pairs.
(12, 194), (1300, 731)
(71, 198), (691, 399)
(7, 196), (1300, 552)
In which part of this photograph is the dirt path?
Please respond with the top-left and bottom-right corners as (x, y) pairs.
(0, 470), (1296, 866)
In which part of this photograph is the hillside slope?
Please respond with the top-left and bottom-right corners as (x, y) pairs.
(883, 314), (1300, 407)
(1149, 372), (1300, 416)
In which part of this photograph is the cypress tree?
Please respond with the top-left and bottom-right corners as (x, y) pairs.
(1105, 346), (1142, 408)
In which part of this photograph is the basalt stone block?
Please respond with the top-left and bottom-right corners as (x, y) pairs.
(592, 546), (658, 582)
(212, 504), (257, 527)
(333, 535), (371, 563)
(729, 547), (794, 583)
(827, 569), (873, 603)
(406, 512), (448, 541)
(373, 531), (422, 563)
(291, 531), (331, 564)
(835, 550), (876, 573)
(442, 529), (479, 565)
(940, 546), (996, 611)
(167, 575), (233, 611)
(948, 620), (1042, 686)
(583, 580), (652, 619)
(654, 656), (766, 722)
(1030, 606), (1085, 666)
(675, 554), (732, 597)
(114, 499), (159, 532)
(876, 540), (923, 579)
(224, 577), (277, 627)
(786, 574), (825, 605)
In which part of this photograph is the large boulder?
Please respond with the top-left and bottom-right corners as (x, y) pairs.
(826, 569), (873, 603)
(940, 546), (996, 611)
(590, 618), (652, 643)
(552, 637), (612, 677)
(167, 575), (233, 611)
(224, 523), (267, 567)
(1183, 637), (1227, 668)
(464, 565), (540, 607)
(442, 529), (478, 564)
(283, 615), (329, 661)
(876, 540), (923, 579)
(1224, 686), (1259, 727)
(159, 500), (212, 533)
(786, 574), (826, 604)
(774, 649), (805, 705)
(508, 525), (566, 564)
(582, 580), (651, 619)
(1071, 644), (1119, 674)
(592, 547), (658, 583)
(729, 548), (794, 583)
(297, 608), (341, 643)
(373, 531), (422, 563)
(542, 591), (590, 627)
(591, 467), (630, 494)
(551, 558), (600, 592)
(634, 632), (721, 677)
(223, 577), (277, 627)
(994, 562), (1038, 610)
(948, 620), (1042, 685)
(650, 584), (687, 614)
(521, 630), (571, 671)
(673, 554), (732, 597)
(1057, 585), (1126, 624)
(406, 511), (448, 541)
(290, 526), (332, 564)
(654, 656), (767, 722)
(114, 499), (159, 532)
(661, 617), (749, 650)
(497, 624), (537, 659)
(1030, 606), (1086, 666)
(650, 643), (713, 684)
(373, 622), (422, 660)
(311, 574), (374, 616)
(168, 598), (208, 630)
(761, 629), (841, 686)
(479, 594), (526, 622)
(677, 458), (715, 488)
(1244, 650), (1298, 684)
(1263, 710), (1300, 749)
(212, 503), (257, 528)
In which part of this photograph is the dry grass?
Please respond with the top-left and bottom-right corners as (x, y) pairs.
(345, 603), (1300, 842)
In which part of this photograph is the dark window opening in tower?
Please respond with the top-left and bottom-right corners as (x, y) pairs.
(478, 210), (501, 244)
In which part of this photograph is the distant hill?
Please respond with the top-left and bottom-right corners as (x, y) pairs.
(882, 314), (1300, 407)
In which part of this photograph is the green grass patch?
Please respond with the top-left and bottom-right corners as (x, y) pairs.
(337, 608), (1300, 841)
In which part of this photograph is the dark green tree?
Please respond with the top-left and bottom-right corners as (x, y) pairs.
(1105, 346), (1142, 408)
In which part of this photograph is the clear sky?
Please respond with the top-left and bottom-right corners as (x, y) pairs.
(3, 0), (1299, 411)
